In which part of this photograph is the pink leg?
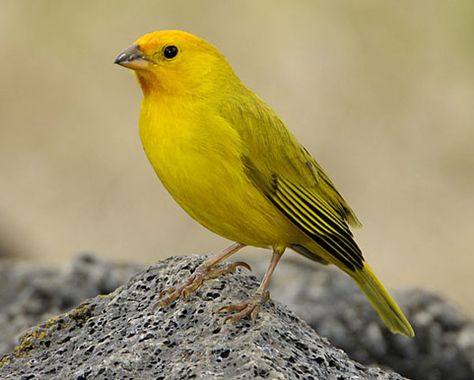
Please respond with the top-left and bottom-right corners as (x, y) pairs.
(219, 246), (284, 323)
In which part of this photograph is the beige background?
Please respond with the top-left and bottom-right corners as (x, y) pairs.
(1, 1), (473, 315)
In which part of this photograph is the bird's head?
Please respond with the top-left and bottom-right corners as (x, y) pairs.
(115, 30), (236, 97)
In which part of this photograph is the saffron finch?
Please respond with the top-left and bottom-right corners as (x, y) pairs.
(115, 30), (414, 337)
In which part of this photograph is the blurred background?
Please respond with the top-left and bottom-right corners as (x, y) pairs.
(0, 1), (473, 315)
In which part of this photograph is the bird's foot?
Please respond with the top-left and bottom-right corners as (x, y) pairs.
(154, 261), (252, 310)
(218, 290), (270, 324)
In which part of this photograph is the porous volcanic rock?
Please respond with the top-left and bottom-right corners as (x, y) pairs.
(0, 255), (406, 380)
(249, 254), (474, 380)
(0, 254), (144, 355)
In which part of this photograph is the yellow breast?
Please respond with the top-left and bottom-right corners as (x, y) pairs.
(138, 97), (301, 247)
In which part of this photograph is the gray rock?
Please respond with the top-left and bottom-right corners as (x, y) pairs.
(0, 253), (144, 355)
(248, 254), (474, 380)
(2, 253), (473, 379)
(0, 255), (406, 380)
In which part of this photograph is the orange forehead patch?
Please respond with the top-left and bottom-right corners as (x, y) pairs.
(134, 30), (206, 54)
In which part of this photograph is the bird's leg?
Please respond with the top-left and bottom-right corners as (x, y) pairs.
(155, 242), (248, 310)
(219, 246), (284, 324)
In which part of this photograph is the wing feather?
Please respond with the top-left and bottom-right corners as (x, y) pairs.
(268, 176), (364, 271)
(219, 89), (363, 270)
(219, 90), (360, 227)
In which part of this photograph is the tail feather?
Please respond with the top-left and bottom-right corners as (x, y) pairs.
(296, 243), (414, 337)
(351, 263), (414, 337)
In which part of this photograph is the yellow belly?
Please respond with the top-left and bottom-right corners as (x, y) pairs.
(139, 100), (303, 247)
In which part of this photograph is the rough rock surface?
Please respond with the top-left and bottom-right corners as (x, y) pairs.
(0, 254), (144, 355)
(1, 253), (473, 380)
(249, 255), (474, 380)
(0, 255), (406, 380)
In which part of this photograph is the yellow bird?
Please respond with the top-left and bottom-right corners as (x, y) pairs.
(115, 30), (414, 337)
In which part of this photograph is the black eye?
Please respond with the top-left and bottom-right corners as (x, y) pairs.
(163, 45), (178, 59)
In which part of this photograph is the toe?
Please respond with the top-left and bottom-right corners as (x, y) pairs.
(217, 303), (247, 313)
(250, 305), (261, 324)
(159, 287), (176, 297)
(222, 309), (249, 324)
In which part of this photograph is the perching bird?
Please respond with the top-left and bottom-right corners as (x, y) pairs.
(115, 30), (414, 337)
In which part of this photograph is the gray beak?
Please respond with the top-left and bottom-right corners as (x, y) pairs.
(114, 44), (150, 70)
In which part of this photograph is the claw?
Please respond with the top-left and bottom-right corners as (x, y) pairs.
(152, 297), (174, 311)
(233, 261), (252, 271)
(182, 280), (201, 298)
